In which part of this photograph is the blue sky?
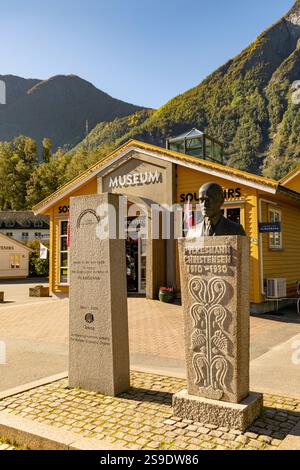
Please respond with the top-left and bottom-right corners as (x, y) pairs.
(0, 0), (295, 108)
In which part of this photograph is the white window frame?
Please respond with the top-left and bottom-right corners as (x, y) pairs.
(269, 207), (282, 250)
(59, 220), (69, 285)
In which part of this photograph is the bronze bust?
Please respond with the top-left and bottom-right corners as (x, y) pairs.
(195, 182), (246, 236)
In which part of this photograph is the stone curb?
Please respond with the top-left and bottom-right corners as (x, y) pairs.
(0, 411), (123, 450)
(0, 372), (124, 450)
(278, 421), (300, 450)
(0, 372), (68, 401)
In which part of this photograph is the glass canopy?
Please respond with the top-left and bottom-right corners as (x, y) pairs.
(166, 128), (223, 164)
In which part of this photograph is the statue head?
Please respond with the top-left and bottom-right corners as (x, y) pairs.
(199, 182), (224, 219)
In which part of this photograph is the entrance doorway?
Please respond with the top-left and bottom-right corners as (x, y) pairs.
(126, 217), (146, 294)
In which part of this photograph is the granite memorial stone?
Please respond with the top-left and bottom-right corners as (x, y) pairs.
(69, 193), (130, 396)
(173, 235), (263, 431)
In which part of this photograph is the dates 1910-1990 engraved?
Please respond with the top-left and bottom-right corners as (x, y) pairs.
(189, 277), (232, 400)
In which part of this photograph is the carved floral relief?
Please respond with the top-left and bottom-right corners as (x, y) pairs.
(189, 277), (232, 400)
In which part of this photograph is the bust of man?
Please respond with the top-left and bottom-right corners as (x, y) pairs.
(191, 182), (246, 236)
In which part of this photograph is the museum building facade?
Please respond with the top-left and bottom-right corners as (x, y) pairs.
(33, 139), (300, 312)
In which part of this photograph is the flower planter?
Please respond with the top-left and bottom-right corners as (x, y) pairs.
(159, 289), (175, 304)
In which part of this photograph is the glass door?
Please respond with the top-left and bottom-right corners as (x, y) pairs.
(126, 236), (138, 293)
(138, 236), (146, 294)
(126, 216), (147, 294)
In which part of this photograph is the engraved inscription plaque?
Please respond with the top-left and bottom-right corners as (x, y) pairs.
(69, 193), (130, 396)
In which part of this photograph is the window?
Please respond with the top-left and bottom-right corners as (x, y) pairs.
(5, 220), (15, 228)
(34, 220), (44, 228)
(35, 232), (42, 239)
(59, 220), (69, 284)
(222, 207), (241, 225)
(186, 138), (203, 157)
(23, 220), (31, 228)
(269, 208), (282, 249)
(10, 255), (20, 269)
(22, 232), (29, 240)
(6, 233), (13, 237)
(182, 205), (242, 237)
(182, 204), (203, 237)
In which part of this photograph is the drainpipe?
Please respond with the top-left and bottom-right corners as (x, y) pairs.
(258, 198), (278, 296)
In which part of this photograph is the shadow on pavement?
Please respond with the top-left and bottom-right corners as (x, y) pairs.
(119, 387), (173, 406)
(0, 278), (49, 286)
(252, 305), (300, 325)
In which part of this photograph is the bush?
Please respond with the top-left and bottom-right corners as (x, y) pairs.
(26, 239), (50, 278)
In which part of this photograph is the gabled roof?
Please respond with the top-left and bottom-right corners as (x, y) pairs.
(0, 232), (34, 251)
(0, 211), (49, 229)
(33, 139), (280, 215)
(280, 164), (300, 186)
(168, 128), (204, 142)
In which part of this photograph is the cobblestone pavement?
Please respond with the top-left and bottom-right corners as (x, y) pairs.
(0, 439), (19, 450)
(0, 371), (299, 451)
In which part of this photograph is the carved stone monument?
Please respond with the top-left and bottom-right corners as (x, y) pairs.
(69, 193), (130, 396)
(173, 236), (263, 431)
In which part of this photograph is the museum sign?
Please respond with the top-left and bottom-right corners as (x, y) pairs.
(109, 171), (162, 189)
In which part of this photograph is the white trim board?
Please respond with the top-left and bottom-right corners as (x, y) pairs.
(281, 169), (300, 186)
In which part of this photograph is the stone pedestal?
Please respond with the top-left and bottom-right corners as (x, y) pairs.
(173, 390), (263, 432)
(69, 193), (130, 396)
(174, 236), (262, 431)
(29, 286), (49, 298)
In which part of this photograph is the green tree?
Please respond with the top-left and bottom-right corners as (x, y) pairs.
(26, 149), (71, 207)
(0, 136), (38, 210)
(42, 138), (52, 163)
(26, 239), (49, 278)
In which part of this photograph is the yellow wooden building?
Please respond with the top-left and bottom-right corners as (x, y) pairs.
(33, 139), (300, 312)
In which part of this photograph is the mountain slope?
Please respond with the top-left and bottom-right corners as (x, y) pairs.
(0, 75), (40, 104)
(0, 74), (144, 151)
(76, 1), (299, 178)
(70, 109), (154, 154)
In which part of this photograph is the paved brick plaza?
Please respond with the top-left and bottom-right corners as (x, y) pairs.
(0, 371), (299, 451)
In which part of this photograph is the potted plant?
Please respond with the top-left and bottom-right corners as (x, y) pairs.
(159, 286), (176, 303)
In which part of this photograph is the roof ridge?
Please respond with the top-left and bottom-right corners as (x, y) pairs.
(0, 232), (34, 251)
(280, 163), (300, 184)
(33, 139), (279, 214)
